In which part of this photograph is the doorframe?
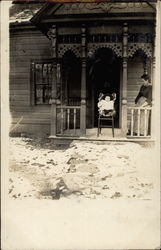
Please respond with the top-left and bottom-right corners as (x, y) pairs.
(89, 59), (122, 129)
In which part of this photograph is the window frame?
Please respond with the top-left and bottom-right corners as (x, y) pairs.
(30, 59), (54, 106)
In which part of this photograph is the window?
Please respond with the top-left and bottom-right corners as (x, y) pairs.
(31, 61), (53, 105)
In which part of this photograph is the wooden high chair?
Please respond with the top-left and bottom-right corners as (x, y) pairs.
(97, 93), (116, 137)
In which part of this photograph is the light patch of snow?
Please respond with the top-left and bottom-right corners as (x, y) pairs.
(9, 4), (43, 23)
(8, 137), (158, 201)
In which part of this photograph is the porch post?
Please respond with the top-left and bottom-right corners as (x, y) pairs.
(80, 24), (86, 136)
(47, 25), (57, 136)
(151, 33), (156, 139)
(50, 61), (57, 136)
(121, 23), (128, 137)
(152, 0), (161, 141)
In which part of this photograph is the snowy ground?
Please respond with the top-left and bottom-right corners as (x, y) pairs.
(8, 137), (157, 201)
(2, 137), (160, 249)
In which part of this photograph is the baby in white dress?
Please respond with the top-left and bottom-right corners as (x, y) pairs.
(98, 93), (116, 116)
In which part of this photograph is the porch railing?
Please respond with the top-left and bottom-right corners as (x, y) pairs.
(56, 105), (81, 136)
(127, 107), (152, 137)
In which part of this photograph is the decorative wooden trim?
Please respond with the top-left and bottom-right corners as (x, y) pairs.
(128, 43), (152, 58)
(56, 37), (153, 59)
(87, 43), (122, 57)
(57, 44), (81, 58)
(47, 25), (57, 58)
(128, 33), (153, 43)
(87, 33), (122, 43)
(57, 34), (81, 44)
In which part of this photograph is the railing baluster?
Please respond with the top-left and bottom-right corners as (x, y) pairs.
(149, 109), (151, 136)
(127, 107), (152, 138)
(61, 108), (64, 135)
(144, 109), (147, 136)
(131, 109), (134, 136)
(74, 108), (76, 134)
(67, 108), (70, 131)
(137, 109), (140, 136)
(56, 106), (80, 136)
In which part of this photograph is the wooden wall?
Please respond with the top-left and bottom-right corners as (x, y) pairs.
(10, 27), (52, 136)
(127, 57), (144, 106)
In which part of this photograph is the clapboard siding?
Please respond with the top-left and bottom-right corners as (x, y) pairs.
(127, 72), (144, 79)
(10, 68), (30, 74)
(10, 49), (51, 57)
(10, 105), (51, 112)
(127, 58), (145, 106)
(10, 72), (30, 78)
(10, 94), (30, 100)
(10, 27), (52, 135)
(12, 112), (50, 119)
(10, 61), (29, 68)
(10, 34), (50, 40)
(10, 55), (50, 61)
(10, 124), (50, 136)
(127, 58), (143, 128)
(10, 90), (30, 96)
(12, 118), (50, 125)
(10, 66), (30, 73)
(10, 84), (29, 90)
(11, 44), (51, 51)
(10, 100), (30, 106)
(10, 40), (50, 46)
(10, 55), (51, 62)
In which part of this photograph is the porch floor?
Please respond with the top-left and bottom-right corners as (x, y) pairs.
(49, 128), (153, 144)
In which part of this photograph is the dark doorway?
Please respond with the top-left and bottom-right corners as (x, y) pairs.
(61, 50), (81, 105)
(87, 48), (121, 128)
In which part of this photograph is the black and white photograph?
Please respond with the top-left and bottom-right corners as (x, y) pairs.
(1, 0), (161, 249)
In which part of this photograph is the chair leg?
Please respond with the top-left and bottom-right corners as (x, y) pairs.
(100, 119), (102, 135)
(112, 117), (114, 137)
(97, 118), (100, 137)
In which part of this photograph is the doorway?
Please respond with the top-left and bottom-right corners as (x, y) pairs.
(87, 48), (121, 128)
(61, 50), (81, 105)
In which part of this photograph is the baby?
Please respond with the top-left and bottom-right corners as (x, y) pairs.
(98, 93), (116, 116)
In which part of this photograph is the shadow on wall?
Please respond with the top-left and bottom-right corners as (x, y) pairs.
(9, 122), (50, 138)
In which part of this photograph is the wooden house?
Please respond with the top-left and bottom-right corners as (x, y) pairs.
(9, 0), (160, 141)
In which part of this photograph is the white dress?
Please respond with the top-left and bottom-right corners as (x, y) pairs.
(98, 100), (114, 111)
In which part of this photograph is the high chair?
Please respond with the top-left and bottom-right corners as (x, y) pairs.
(97, 93), (116, 137)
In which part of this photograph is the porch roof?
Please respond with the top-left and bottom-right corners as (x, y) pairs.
(30, 1), (156, 36)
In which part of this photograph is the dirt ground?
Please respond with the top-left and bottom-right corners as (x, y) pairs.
(9, 137), (157, 201)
